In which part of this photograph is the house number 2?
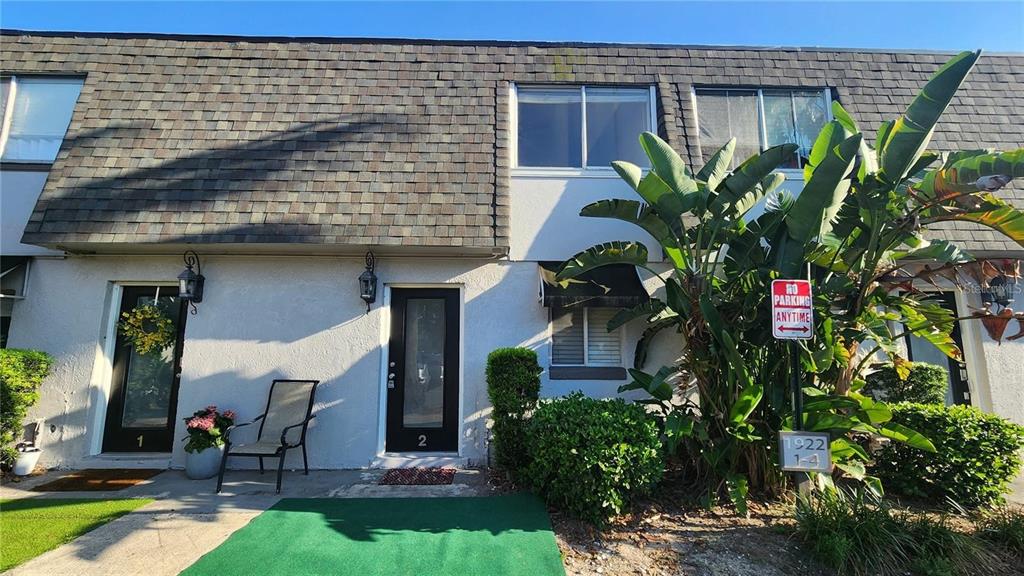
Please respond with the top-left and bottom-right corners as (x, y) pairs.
(418, 435), (427, 447)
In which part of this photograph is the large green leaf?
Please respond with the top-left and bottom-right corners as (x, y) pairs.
(579, 199), (687, 268)
(879, 422), (936, 452)
(929, 193), (1024, 246)
(886, 238), (972, 264)
(914, 149), (1024, 203)
(639, 131), (698, 194)
(804, 119), (853, 182)
(612, 160), (644, 191)
(556, 241), (648, 281)
(623, 366), (677, 402)
(786, 134), (862, 245)
(713, 144), (799, 214)
(695, 138), (736, 191)
(879, 50), (981, 183)
(831, 101), (877, 180)
(607, 299), (667, 331)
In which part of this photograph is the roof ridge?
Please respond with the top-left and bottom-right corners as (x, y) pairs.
(3, 28), (1022, 57)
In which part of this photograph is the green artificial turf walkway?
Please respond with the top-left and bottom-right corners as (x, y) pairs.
(181, 494), (565, 576)
(0, 498), (153, 571)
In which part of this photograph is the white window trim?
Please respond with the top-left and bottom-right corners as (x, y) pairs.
(0, 76), (19, 160)
(549, 307), (627, 368)
(690, 86), (833, 177)
(510, 84), (657, 176)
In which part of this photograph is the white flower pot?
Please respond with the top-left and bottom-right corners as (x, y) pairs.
(13, 449), (42, 476)
(185, 445), (224, 480)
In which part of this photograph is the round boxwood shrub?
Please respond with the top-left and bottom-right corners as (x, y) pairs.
(524, 392), (663, 525)
(872, 403), (1024, 507)
(485, 347), (541, 472)
(1, 349), (54, 468)
(864, 362), (948, 405)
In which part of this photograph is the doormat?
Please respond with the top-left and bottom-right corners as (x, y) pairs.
(32, 469), (164, 492)
(378, 467), (456, 486)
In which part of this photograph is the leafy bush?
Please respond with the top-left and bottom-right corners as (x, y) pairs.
(975, 506), (1024, 556)
(524, 392), (663, 524)
(865, 362), (949, 405)
(873, 404), (1024, 507)
(485, 347), (541, 472)
(0, 349), (54, 468)
(794, 489), (1001, 576)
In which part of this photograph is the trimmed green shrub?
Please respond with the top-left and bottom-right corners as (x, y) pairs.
(794, 489), (1001, 576)
(0, 349), (54, 468)
(524, 392), (663, 525)
(485, 347), (541, 472)
(873, 404), (1024, 507)
(865, 362), (949, 405)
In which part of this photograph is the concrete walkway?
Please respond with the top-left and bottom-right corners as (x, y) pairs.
(1, 468), (492, 576)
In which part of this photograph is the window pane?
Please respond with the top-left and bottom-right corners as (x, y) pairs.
(585, 88), (650, 168)
(762, 91), (800, 169)
(403, 298), (446, 428)
(793, 91), (829, 167)
(3, 77), (83, 163)
(551, 307), (584, 365)
(517, 89), (582, 167)
(586, 308), (622, 367)
(696, 90), (759, 168)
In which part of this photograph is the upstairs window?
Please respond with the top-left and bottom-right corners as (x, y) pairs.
(695, 88), (831, 170)
(515, 86), (654, 170)
(0, 76), (84, 164)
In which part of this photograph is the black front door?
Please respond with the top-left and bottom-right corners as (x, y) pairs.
(103, 286), (187, 452)
(904, 292), (971, 405)
(386, 288), (460, 452)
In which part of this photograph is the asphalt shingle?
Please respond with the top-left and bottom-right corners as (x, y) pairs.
(2, 31), (1022, 254)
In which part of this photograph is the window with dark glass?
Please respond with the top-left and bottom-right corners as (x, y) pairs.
(695, 88), (830, 170)
(516, 86), (652, 169)
(0, 76), (84, 163)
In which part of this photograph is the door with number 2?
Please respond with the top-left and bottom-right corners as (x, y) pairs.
(386, 288), (459, 452)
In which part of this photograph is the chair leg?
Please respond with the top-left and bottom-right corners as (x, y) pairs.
(302, 444), (309, 475)
(276, 449), (287, 494)
(259, 457), (264, 475)
(216, 446), (231, 494)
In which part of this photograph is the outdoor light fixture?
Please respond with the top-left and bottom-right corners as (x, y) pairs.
(178, 250), (205, 314)
(982, 274), (1017, 309)
(358, 251), (377, 313)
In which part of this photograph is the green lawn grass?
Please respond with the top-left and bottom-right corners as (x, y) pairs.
(182, 494), (565, 576)
(0, 497), (153, 571)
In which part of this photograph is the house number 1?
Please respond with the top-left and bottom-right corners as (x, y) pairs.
(137, 435), (144, 448)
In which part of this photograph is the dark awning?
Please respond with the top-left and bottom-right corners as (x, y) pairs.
(0, 256), (30, 277)
(538, 262), (649, 308)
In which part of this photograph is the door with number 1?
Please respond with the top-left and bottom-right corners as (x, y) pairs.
(386, 288), (459, 452)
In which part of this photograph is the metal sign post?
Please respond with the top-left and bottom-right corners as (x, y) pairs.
(771, 279), (819, 499)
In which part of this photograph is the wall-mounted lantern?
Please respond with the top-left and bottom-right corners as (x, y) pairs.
(982, 274), (1017, 309)
(178, 250), (205, 314)
(358, 251), (377, 313)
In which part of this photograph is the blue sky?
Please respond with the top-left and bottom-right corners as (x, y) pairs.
(1, 1), (1022, 52)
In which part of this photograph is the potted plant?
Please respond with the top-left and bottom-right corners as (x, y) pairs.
(182, 406), (235, 479)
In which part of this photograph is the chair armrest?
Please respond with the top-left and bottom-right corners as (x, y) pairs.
(279, 414), (316, 446)
(225, 415), (265, 436)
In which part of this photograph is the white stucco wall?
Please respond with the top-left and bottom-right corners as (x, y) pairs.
(0, 170), (62, 256)
(9, 255), (679, 469)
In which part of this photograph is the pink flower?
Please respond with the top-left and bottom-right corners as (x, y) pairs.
(188, 416), (215, 432)
(223, 410), (236, 420)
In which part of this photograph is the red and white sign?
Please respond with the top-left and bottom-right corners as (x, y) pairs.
(771, 279), (813, 340)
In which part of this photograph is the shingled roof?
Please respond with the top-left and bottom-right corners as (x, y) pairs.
(3, 31), (1022, 255)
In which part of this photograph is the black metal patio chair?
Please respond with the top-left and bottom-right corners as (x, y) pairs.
(216, 379), (320, 494)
